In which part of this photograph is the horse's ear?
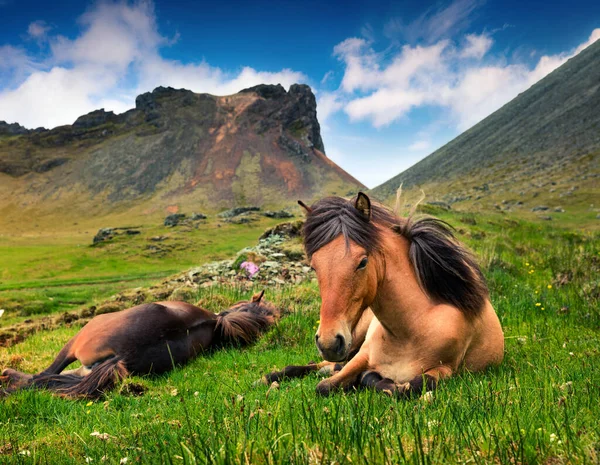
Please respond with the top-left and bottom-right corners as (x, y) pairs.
(354, 192), (372, 220)
(298, 200), (312, 215)
(251, 290), (265, 303)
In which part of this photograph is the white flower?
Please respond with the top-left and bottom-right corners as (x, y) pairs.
(120, 458), (128, 464)
(421, 391), (434, 403)
(550, 433), (557, 442)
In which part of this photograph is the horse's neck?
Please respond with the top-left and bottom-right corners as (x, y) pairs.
(372, 230), (434, 339)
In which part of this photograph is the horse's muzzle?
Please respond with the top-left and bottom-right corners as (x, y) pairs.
(315, 333), (347, 362)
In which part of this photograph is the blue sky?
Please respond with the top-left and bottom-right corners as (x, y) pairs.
(1, 0), (599, 187)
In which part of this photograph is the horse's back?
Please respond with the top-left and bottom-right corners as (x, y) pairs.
(72, 302), (217, 369)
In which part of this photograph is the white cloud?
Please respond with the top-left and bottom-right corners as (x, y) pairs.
(317, 91), (344, 125)
(0, 0), (306, 129)
(27, 20), (52, 39)
(408, 140), (431, 152)
(460, 33), (492, 59)
(384, 0), (482, 44)
(332, 27), (600, 130)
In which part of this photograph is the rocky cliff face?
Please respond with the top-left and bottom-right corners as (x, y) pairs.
(0, 84), (363, 221)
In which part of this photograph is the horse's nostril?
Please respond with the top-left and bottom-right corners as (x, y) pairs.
(315, 334), (320, 342)
(335, 334), (345, 353)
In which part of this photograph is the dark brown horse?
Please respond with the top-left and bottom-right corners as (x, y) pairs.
(261, 193), (504, 397)
(2, 291), (278, 398)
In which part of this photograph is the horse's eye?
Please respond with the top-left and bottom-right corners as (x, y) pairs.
(356, 257), (368, 270)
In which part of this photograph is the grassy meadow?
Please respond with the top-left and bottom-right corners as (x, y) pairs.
(1, 207), (599, 464)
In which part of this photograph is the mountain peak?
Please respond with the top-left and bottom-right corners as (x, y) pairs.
(0, 84), (362, 220)
(372, 39), (600, 210)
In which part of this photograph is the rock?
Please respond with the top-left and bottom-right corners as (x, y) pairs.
(164, 213), (186, 227)
(262, 261), (280, 269)
(426, 201), (451, 210)
(0, 121), (38, 136)
(262, 210), (294, 219)
(150, 236), (167, 242)
(540, 216), (553, 221)
(259, 220), (303, 240)
(218, 206), (261, 218)
(554, 207), (565, 213)
(239, 84), (287, 100)
(191, 213), (207, 220)
(72, 109), (118, 129)
(225, 215), (258, 224)
(126, 230), (140, 235)
(532, 206), (550, 212)
(93, 228), (115, 244)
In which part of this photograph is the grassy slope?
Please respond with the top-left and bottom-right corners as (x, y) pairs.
(0, 217), (281, 325)
(1, 208), (599, 464)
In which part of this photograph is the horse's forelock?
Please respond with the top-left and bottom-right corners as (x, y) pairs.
(303, 196), (385, 258)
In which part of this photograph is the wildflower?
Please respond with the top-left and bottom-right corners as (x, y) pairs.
(550, 433), (557, 442)
(19, 450), (31, 457)
(90, 432), (112, 441)
(240, 261), (259, 278)
(535, 303), (541, 307)
(86, 401), (93, 407)
(547, 284), (552, 289)
(120, 459), (128, 465)
(525, 262), (530, 266)
(170, 388), (178, 397)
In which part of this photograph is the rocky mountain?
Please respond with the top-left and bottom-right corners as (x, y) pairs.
(372, 39), (600, 217)
(0, 84), (363, 227)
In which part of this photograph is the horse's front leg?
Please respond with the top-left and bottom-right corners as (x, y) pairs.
(315, 352), (369, 396)
(259, 361), (342, 384)
(358, 365), (452, 397)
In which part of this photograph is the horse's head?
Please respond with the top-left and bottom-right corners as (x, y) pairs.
(301, 193), (382, 362)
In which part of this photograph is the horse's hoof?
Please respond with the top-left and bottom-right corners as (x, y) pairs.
(315, 380), (334, 396)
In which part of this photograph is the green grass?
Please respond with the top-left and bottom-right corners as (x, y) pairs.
(0, 217), (280, 318)
(1, 210), (599, 464)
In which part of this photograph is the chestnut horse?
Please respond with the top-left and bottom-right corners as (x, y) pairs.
(2, 291), (278, 398)
(262, 193), (504, 396)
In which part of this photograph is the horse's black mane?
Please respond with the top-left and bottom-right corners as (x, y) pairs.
(303, 196), (488, 316)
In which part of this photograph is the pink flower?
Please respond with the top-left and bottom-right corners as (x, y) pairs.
(240, 261), (259, 278)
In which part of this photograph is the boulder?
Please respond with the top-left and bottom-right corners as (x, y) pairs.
(164, 213), (186, 227)
(262, 210), (294, 219)
(218, 206), (261, 218)
(93, 228), (115, 244)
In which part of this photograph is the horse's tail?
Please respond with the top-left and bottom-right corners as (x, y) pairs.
(216, 292), (279, 346)
(31, 356), (129, 399)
